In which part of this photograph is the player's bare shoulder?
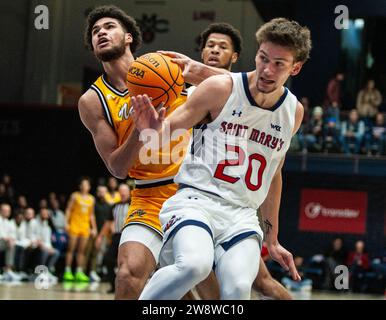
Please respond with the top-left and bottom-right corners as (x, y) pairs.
(78, 89), (104, 132)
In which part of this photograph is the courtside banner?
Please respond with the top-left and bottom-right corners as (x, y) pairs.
(299, 189), (367, 234)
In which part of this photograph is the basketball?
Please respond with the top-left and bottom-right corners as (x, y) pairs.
(126, 52), (184, 107)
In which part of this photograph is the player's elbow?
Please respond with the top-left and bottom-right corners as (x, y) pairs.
(107, 165), (128, 180)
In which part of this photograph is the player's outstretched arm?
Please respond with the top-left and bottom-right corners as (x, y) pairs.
(78, 90), (142, 179)
(132, 75), (231, 149)
(158, 50), (230, 86)
(260, 158), (301, 281)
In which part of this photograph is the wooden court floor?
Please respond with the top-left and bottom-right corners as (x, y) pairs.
(0, 282), (384, 300)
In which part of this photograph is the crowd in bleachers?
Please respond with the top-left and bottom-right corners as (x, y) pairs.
(265, 238), (386, 295)
(291, 75), (386, 156)
(0, 173), (132, 293)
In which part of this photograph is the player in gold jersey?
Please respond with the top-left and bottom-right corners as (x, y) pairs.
(79, 5), (221, 299)
(64, 177), (97, 282)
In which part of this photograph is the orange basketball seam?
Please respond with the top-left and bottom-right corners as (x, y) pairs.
(157, 53), (181, 99)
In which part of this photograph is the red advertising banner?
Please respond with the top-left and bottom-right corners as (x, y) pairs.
(299, 189), (367, 234)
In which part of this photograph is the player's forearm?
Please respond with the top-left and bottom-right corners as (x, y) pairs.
(187, 62), (229, 86)
(107, 129), (141, 179)
(260, 172), (282, 245)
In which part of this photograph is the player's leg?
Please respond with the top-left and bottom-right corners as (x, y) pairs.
(75, 236), (90, 281)
(195, 271), (221, 300)
(64, 234), (78, 280)
(115, 225), (162, 299)
(139, 225), (214, 300)
(253, 258), (293, 300)
(215, 237), (260, 300)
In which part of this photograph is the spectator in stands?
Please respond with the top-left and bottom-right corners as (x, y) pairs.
(365, 112), (386, 156)
(36, 208), (60, 281)
(323, 117), (341, 153)
(323, 237), (348, 290)
(347, 240), (370, 292)
(324, 71), (345, 108)
(281, 256), (313, 291)
(1, 174), (15, 206)
(13, 212), (29, 275)
(105, 177), (121, 205)
(23, 207), (40, 275)
(304, 106), (324, 152)
(356, 79), (382, 121)
(340, 109), (365, 154)
(0, 203), (20, 281)
(14, 195), (28, 217)
(96, 183), (131, 293)
(0, 183), (8, 204)
(39, 198), (49, 210)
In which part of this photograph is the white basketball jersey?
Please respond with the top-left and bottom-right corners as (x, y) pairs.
(175, 72), (298, 209)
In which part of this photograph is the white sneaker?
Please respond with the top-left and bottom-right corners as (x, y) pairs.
(89, 271), (101, 282)
(4, 270), (22, 282)
(48, 272), (58, 285)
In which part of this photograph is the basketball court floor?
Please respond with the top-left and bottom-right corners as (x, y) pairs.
(0, 282), (384, 300)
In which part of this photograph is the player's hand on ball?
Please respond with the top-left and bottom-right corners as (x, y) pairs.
(131, 94), (166, 132)
(157, 50), (194, 78)
(267, 242), (301, 281)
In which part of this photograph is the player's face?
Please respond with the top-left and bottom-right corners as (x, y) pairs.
(80, 180), (91, 193)
(255, 42), (303, 94)
(201, 33), (238, 70)
(91, 17), (131, 62)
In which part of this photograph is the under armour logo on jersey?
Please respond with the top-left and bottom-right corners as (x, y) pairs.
(271, 124), (281, 132)
(106, 94), (116, 101)
(232, 110), (242, 117)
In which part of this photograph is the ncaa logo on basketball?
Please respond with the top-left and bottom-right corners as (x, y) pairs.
(128, 66), (145, 79)
(305, 202), (322, 219)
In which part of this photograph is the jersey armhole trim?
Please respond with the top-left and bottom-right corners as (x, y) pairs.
(91, 85), (114, 129)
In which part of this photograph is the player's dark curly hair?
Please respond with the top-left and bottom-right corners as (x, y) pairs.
(199, 22), (242, 55)
(255, 18), (312, 63)
(84, 5), (142, 53)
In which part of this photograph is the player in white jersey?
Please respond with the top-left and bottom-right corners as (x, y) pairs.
(132, 18), (312, 300)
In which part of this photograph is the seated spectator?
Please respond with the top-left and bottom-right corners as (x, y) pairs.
(340, 109), (365, 154)
(347, 240), (370, 292)
(356, 79), (382, 122)
(304, 106), (324, 152)
(13, 212), (30, 275)
(365, 112), (386, 156)
(323, 237), (348, 290)
(281, 256), (313, 292)
(36, 208), (60, 281)
(49, 198), (68, 255)
(14, 195), (28, 218)
(1, 174), (16, 206)
(323, 118), (341, 153)
(0, 184), (7, 204)
(23, 207), (40, 275)
(0, 203), (20, 281)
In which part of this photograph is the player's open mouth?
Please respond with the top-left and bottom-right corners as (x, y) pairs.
(259, 77), (274, 85)
(98, 38), (109, 47)
(207, 57), (219, 64)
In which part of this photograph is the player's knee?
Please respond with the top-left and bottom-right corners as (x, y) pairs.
(222, 279), (251, 300)
(176, 254), (212, 282)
